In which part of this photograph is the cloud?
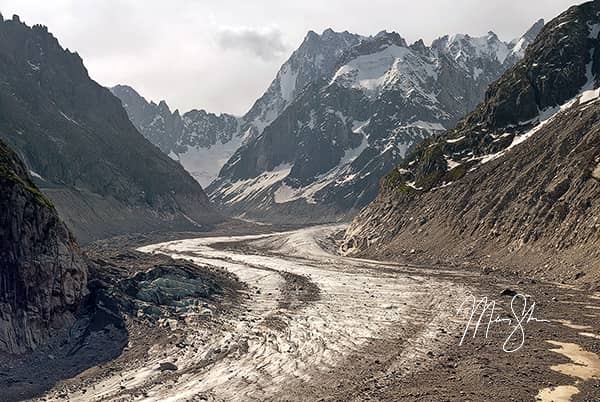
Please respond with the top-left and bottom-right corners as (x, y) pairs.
(215, 25), (287, 61)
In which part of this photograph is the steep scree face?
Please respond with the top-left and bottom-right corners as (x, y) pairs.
(343, 2), (600, 284)
(0, 16), (220, 242)
(0, 138), (88, 354)
(208, 24), (543, 223)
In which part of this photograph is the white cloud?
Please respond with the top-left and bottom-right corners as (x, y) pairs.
(215, 25), (287, 61)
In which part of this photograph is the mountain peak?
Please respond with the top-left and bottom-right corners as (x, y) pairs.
(486, 30), (500, 40)
(373, 30), (407, 46)
(302, 28), (357, 45)
(505, 18), (546, 63)
(303, 30), (319, 42)
(157, 99), (171, 113)
(242, 28), (364, 134)
(409, 38), (428, 54)
(322, 27), (336, 36)
(523, 18), (545, 41)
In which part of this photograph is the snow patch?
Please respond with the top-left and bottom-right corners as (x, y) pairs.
(446, 136), (465, 144)
(444, 156), (461, 170)
(593, 163), (600, 180)
(406, 181), (423, 190)
(222, 163), (292, 205)
(352, 119), (370, 134)
(404, 120), (445, 132)
(174, 134), (245, 187)
(59, 111), (80, 126)
(330, 45), (438, 97)
(27, 60), (40, 71)
(29, 170), (43, 180)
(273, 136), (369, 204)
(580, 88), (600, 104)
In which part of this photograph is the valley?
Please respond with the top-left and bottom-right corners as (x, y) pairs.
(15, 224), (600, 402)
(0, 1), (599, 401)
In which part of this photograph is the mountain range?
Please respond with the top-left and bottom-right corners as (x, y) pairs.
(343, 1), (600, 285)
(113, 21), (544, 223)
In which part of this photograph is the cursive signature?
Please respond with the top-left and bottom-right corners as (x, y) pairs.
(457, 293), (549, 352)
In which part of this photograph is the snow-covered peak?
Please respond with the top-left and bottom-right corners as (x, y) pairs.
(242, 28), (365, 134)
(433, 31), (510, 65)
(330, 44), (438, 98)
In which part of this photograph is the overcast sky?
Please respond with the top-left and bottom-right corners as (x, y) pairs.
(0, 0), (584, 115)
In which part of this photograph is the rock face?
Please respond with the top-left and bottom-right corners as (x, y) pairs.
(0, 16), (221, 243)
(0, 138), (88, 354)
(207, 24), (543, 223)
(343, 2), (600, 284)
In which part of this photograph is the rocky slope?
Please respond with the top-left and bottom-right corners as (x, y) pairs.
(207, 23), (543, 223)
(0, 138), (88, 354)
(343, 1), (600, 286)
(0, 15), (220, 243)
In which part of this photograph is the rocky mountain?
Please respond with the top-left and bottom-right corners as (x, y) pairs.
(0, 15), (221, 243)
(112, 30), (364, 188)
(343, 1), (600, 285)
(0, 138), (88, 354)
(207, 23), (543, 223)
(241, 28), (365, 135)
